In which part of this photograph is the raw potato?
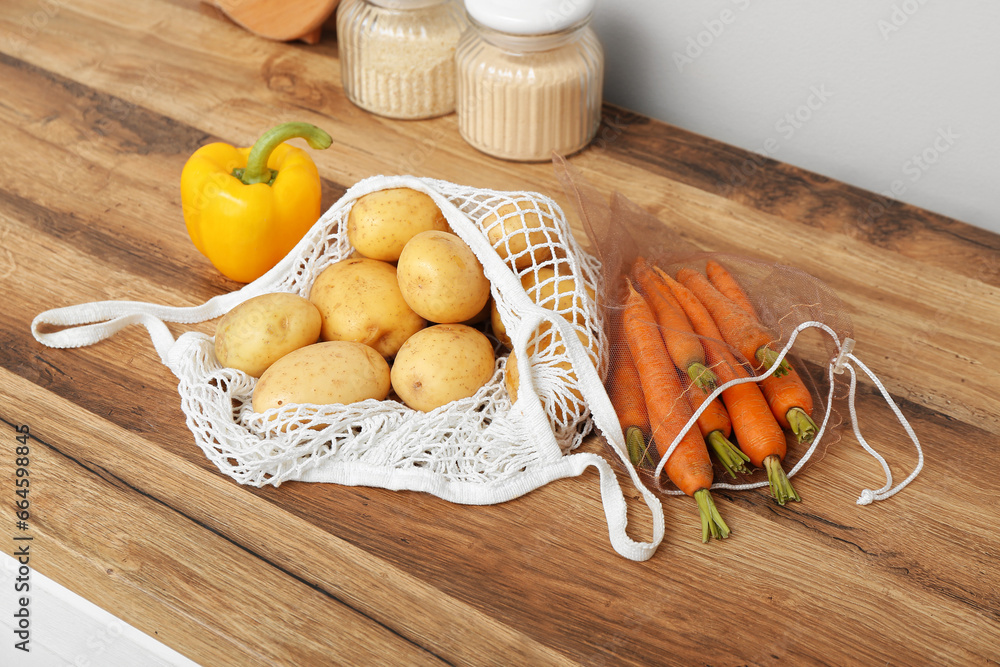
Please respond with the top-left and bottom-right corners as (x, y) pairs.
(520, 265), (596, 325)
(252, 341), (391, 413)
(309, 257), (426, 358)
(214, 292), (322, 378)
(505, 261), (599, 417)
(505, 326), (599, 422)
(396, 230), (490, 323)
(490, 299), (512, 349)
(479, 200), (557, 271)
(348, 187), (450, 262)
(463, 297), (492, 325)
(391, 324), (495, 412)
(504, 350), (520, 402)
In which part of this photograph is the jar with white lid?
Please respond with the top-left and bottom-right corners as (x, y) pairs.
(337, 0), (468, 119)
(455, 0), (605, 161)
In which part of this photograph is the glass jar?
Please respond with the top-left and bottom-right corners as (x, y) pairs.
(455, 0), (604, 162)
(337, 0), (468, 119)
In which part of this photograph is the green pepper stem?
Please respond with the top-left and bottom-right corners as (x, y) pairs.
(694, 489), (730, 543)
(239, 122), (332, 185)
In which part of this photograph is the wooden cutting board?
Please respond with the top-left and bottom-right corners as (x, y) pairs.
(203, 0), (340, 44)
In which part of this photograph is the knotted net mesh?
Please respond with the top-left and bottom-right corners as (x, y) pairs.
(169, 175), (607, 490)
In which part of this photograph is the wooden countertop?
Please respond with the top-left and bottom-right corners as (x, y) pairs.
(2, 0), (998, 664)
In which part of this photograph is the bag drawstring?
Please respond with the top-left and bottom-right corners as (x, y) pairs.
(839, 350), (924, 505)
(654, 321), (924, 505)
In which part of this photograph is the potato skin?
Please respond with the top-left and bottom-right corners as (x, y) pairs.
(309, 257), (426, 358)
(504, 262), (597, 415)
(520, 265), (596, 323)
(490, 299), (512, 349)
(252, 341), (391, 412)
(391, 324), (495, 412)
(348, 188), (450, 262)
(479, 201), (556, 271)
(396, 230), (491, 324)
(214, 292), (322, 378)
(504, 350), (520, 402)
(462, 297), (492, 325)
(504, 326), (598, 421)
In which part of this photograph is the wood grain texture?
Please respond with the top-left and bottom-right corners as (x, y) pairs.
(1, 0), (998, 665)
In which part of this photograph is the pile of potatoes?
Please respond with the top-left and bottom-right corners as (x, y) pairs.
(212, 186), (598, 418)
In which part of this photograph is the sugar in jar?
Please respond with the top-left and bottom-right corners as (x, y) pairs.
(337, 0), (469, 119)
(455, 0), (605, 161)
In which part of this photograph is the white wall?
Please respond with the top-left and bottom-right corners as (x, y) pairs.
(592, 0), (999, 235)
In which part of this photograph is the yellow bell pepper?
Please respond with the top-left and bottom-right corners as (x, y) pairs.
(181, 122), (332, 283)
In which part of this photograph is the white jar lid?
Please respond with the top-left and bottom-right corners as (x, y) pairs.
(464, 0), (596, 35)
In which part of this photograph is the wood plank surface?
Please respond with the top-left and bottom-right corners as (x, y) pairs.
(2, 0), (998, 665)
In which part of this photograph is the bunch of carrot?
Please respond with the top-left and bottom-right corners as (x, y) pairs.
(606, 256), (819, 542)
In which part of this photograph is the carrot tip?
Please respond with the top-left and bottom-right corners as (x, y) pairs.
(694, 489), (730, 542)
(787, 407), (818, 444)
(707, 431), (751, 478)
(686, 362), (718, 393)
(757, 347), (791, 377)
(764, 455), (801, 505)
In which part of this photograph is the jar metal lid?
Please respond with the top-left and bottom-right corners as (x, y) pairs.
(463, 0), (596, 35)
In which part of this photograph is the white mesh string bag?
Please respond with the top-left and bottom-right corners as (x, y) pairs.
(32, 174), (665, 561)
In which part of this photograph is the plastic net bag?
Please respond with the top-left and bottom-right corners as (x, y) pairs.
(554, 157), (924, 528)
(31, 174), (665, 561)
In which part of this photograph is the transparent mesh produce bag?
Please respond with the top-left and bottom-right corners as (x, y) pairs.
(32, 174), (666, 561)
(554, 157), (924, 531)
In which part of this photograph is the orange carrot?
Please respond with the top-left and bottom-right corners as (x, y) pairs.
(706, 259), (755, 315)
(631, 257), (717, 391)
(676, 267), (790, 376)
(607, 355), (654, 467)
(655, 267), (743, 384)
(607, 316), (649, 431)
(721, 367), (799, 504)
(622, 281), (730, 541)
(705, 261), (818, 443)
(684, 381), (750, 478)
(606, 320), (653, 466)
(658, 269), (800, 504)
(760, 363), (818, 444)
(720, 364), (787, 467)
